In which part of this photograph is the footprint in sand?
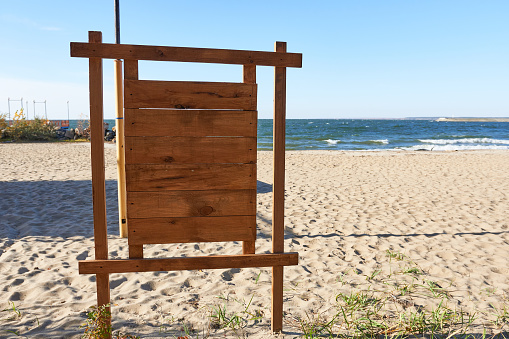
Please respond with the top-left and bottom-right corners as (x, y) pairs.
(140, 281), (160, 291)
(17, 267), (29, 274)
(221, 268), (241, 281)
(76, 251), (89, 260)
(110, 277), (128, 289)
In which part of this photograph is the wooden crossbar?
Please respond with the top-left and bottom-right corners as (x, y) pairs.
(79, 253), (299, 274)
(70, 42), (302, 67)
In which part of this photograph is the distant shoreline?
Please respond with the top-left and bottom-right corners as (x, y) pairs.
(436, 117), (509, 122)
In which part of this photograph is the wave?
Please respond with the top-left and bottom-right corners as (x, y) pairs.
(419, 138), (509, 145)
(324, 139), (389, 146)
(350, 140), (389, 145)
(400, 144), (509, 151)
(370, 139), (389, 145)
(325, 139), (341, 145)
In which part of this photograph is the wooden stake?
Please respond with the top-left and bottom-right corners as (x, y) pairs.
(88, 31), (111, 338)
(243, 64), (257, 255)
(114, 59), (128, 238)
(89, 31), (108, 261)
(272, 41), (287, 333)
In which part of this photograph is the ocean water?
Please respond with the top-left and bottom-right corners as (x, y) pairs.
(259, 119), (509, 151)
(69, 119), (509, 151)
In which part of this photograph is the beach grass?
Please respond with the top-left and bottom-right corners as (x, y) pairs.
(2, 251), (508, 338)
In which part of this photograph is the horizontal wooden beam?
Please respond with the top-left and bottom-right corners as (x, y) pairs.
(79, 253), (299, 274)
(70, 42), (302, 67)
(127, 189), (255, 218)
(125, 109), (257, 137)
(125, 136), (256, 164)
(128, 215), (256, 244)
(126, 163), (256, 191)
(124, 80), (256, 110)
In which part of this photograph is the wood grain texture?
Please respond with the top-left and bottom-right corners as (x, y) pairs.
(271, 41), (287, 334)
(127, 189), (255, 218)
(96, 273), (110, 305)
(242, 64), (257, 254)
(243, 64), (256, 84)
(125, 137), (256, 164)
(71, 42), (303, 67)
(128, 216), (256, 244)
(123, 59), (143, 260)
(79, 252), (299, 274)
(129, 245), (144, 259)
(114, 59), (128, 238)
(272, 265), (284, 332)
(126, 163), (256, 191)
(124, 80), (257, 110)
(124, 59), (138, 80)
(88, 31), (108, 261)
(273, 41), (287, 254)
(124, 109), (257, 137)
(96, 272), (111, 337)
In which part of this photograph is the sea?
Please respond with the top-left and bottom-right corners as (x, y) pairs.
(68, 119), (509, 151)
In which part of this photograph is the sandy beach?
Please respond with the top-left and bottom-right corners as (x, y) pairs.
(1, 143), (508, 338)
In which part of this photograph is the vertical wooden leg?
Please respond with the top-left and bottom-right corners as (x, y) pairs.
(272, 41), (287, 334)
(271, 265), (284, 333)
(242, 241), (255, 254)
(96, 273), (112, 339)
(129, 245), (144, 259)
(242, 64), (257, 256)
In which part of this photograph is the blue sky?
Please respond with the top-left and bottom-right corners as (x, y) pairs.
(1, 1), (508, 119)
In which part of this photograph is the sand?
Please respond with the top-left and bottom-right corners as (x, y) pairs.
(1, 143), (508, 338)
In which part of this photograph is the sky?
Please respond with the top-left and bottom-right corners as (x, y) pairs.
(1, 0), (508, 120)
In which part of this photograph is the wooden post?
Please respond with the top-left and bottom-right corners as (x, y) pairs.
(88, 31), (111, 338)
(124, 59), (144, 259)
(271, 41), (287, 333)
(242, 64), (256, 255)
(114, 59), (128, 238)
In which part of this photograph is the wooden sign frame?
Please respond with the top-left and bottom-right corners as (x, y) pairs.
(71, 31), (302, 334)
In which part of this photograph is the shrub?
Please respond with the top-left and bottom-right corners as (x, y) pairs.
(2, 109), (56, 141)
(81, 304), (140, 339)
(0, 112), (7, 130)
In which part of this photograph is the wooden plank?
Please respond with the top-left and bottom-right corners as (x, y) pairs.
(124, 59), (138, 80)
(79, 252), (299, 274)
(71, 42), (303, 67)
(129, 245), (144, 259)
(124, 80), (257, 110)
(88, 31), (111, 337)
(272, 41), (287, 254)
(96, 272), (111, 338)
(125, 137), (256, 164)
(243, 64), (256, 84)
(125, 109), (257, 137)
(88, 31), (108, 261)
(126, 164), (256, 191)
(127, 189), (255, 218)
(123, 59), (143, 259)
(128, 216), (256, 244)
(272, 266), (284, 332)
(96, 273), (110, 306)
(114, 59), (128, 238)
(271, 41), (287, 334)
(242, 64), (257, 255)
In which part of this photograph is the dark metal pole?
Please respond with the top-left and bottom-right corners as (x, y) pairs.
(114, 0), (120, 44)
